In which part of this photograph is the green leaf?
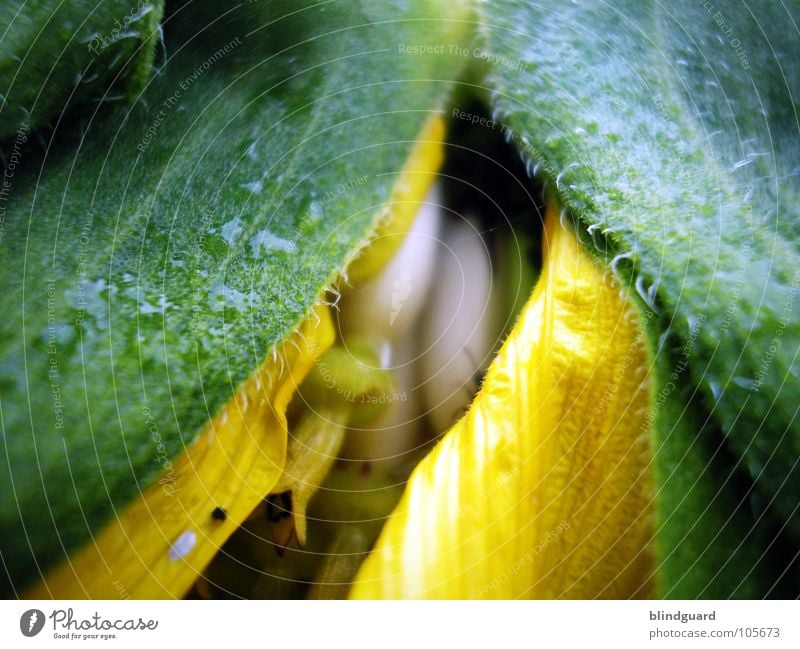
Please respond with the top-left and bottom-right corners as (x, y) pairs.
(478, 0), (799, 596)
(0, 0), (469, 593)
(0, 0), (164, 141)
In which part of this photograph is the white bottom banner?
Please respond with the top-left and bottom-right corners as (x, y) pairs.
(1, 600), (796, 648)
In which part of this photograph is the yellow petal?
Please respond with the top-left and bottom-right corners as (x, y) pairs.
(344, 115), (445, 284)
(25, 306), (334, 599)
(350, 204), (654, 599)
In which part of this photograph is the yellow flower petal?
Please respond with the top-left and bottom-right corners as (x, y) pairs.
(24, 306), (334, 599)
(344, 115), (445, 284)
(350, 204), (654, 599)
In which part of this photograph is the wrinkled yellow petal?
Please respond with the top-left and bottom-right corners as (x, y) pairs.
(25, 306), (334, 599)
(351, 205), (654, 599)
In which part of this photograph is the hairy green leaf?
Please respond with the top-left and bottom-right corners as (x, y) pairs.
(0, 0), (469, 593)
(0, 0), (164, 142)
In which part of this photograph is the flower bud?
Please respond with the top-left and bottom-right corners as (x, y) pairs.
(339, 184), (443, 342)
(419, 215), (497, 432)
